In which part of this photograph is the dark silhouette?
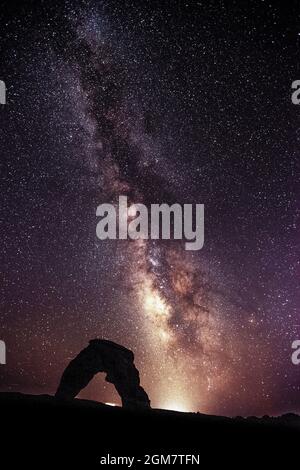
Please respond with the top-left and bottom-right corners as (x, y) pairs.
(0, 392), (299, 467)
(55, 339), (151, 409)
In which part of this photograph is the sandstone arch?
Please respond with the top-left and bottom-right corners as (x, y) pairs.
(55, 339), (150, 409)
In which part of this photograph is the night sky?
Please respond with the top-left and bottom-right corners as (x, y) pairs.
(0, 0), (299, 416)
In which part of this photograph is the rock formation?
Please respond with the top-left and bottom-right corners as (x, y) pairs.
(55, 339), (150, 409)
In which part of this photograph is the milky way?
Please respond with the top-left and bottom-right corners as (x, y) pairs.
(0, 1), (299, 416)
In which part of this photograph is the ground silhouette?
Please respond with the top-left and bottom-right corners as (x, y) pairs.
(0, 392), (299, 467)
(1, 341), (299, 466)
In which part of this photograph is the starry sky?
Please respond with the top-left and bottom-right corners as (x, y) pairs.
(0, 0), (299, 416)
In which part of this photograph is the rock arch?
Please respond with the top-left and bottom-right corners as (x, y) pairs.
(55, 339), (150, 409)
